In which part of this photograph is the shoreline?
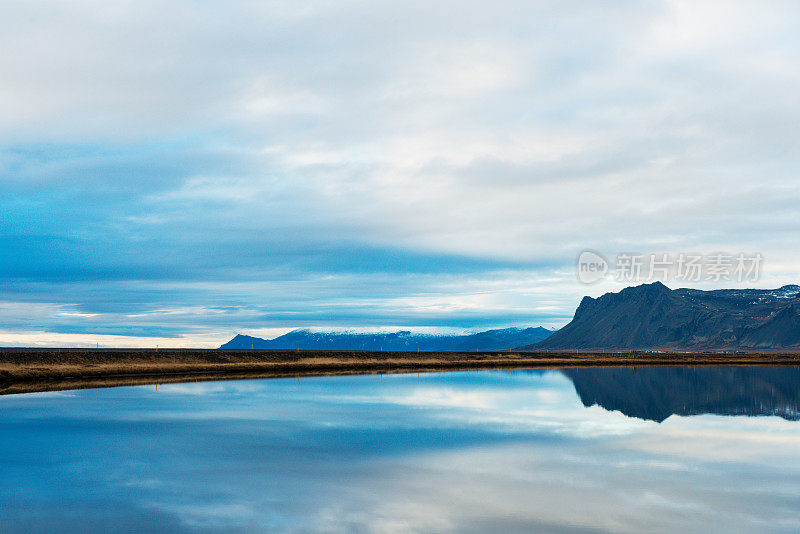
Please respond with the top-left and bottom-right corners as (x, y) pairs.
(3, 348), (800, 395)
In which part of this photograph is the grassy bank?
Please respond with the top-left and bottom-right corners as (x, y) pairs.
(2, 348), (800, 396)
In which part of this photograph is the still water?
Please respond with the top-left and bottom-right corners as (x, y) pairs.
(2, 367), (800, 533)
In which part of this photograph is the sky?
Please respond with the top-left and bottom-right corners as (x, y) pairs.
(1, 0), (799, 347)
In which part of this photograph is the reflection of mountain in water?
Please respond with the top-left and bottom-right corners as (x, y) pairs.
(561, 367), (800, 422)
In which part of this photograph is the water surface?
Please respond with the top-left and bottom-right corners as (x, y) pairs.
(2, 367), (800, 533)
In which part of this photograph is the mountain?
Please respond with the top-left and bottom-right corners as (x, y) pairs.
(519, 282), (800, 351)
(561, 366), (800, 422)
(220, 327), (553, 351)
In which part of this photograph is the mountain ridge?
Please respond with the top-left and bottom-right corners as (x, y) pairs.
(520, 282), (800, 351)
(221, 326), (553, 351)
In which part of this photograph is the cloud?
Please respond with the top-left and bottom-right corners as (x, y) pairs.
(2, 1), (799, 343)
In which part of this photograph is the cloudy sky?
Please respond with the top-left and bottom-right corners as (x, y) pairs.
(2, 0), (799, 347)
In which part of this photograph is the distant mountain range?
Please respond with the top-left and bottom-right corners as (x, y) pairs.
(222, 282), (800, 352)
(520, 282), (800, 351)
(221, 327), (553, 351)
(561, 366), (800, 422)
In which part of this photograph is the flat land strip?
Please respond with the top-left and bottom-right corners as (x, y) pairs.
(2, 348), (800, 395)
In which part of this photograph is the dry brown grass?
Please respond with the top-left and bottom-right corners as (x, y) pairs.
(2, 348), (800, 395)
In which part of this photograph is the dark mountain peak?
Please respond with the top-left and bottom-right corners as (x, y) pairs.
(619, 281), (671, 299)
(573, 296), (596, 321)
(588, 281), (672, 307)
(521, 283), (800, 351)
(630, 280), (669, 291)
(571, 284), (674, 323)
(597, 281), (671, 301)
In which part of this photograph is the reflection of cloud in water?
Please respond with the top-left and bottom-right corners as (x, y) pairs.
(302, 442), (800, 533)
(627, 417), (800, 462)
(0, 390), (77, 400)
(380, 383), (651, 438)
(1, 369), (800, 533)
(155, 382), (267, 395)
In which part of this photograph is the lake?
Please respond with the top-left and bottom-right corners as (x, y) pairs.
(2, 367), (800, 533)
